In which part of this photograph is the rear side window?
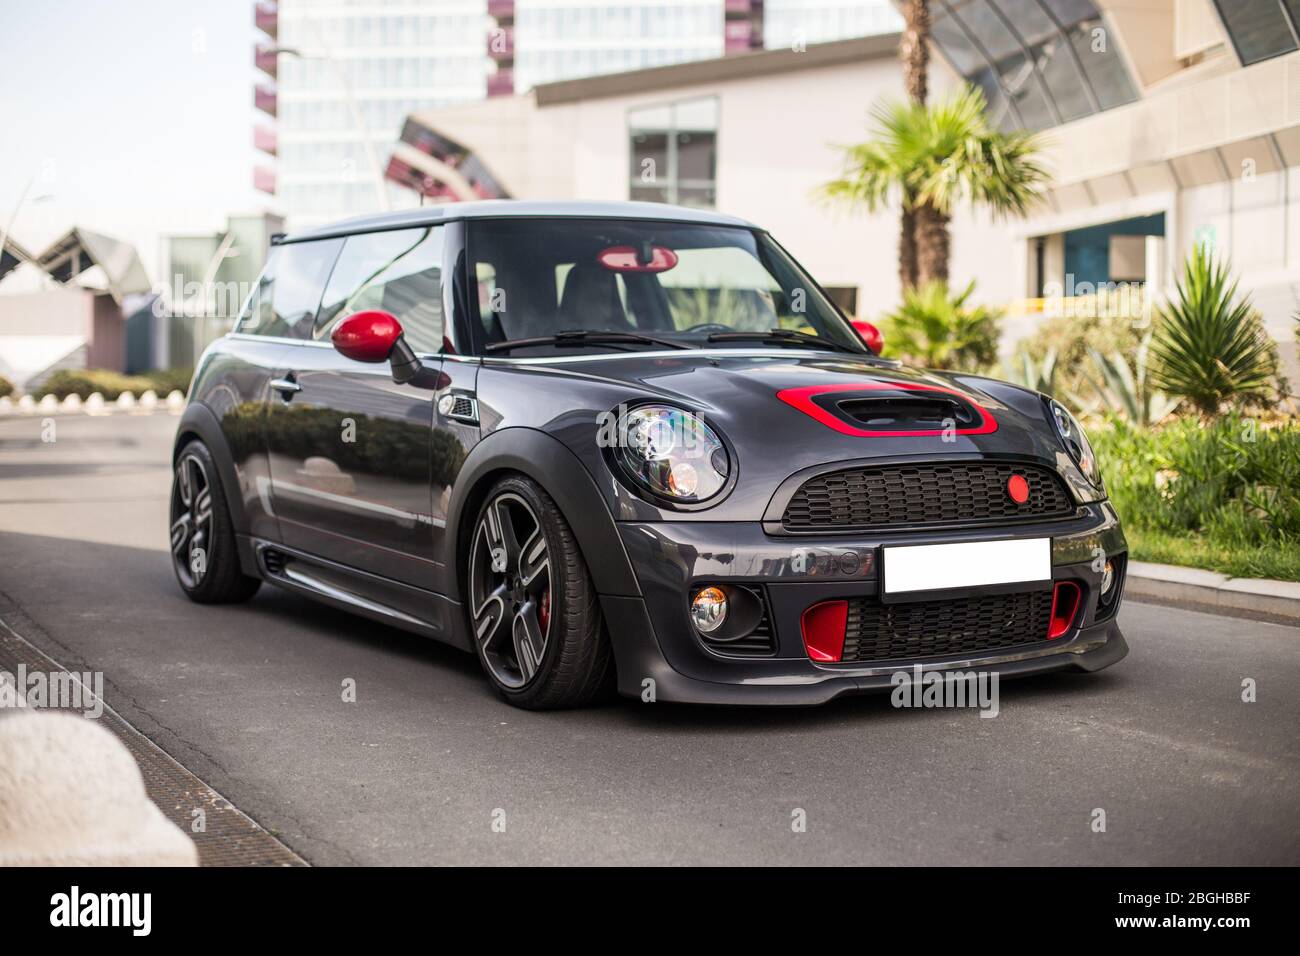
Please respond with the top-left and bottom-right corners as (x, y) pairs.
(314, 226), (445, 354)
(236, 239), (342, 339)
(235, 249), (279, 334)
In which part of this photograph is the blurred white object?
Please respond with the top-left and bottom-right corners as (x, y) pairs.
(84, 392), (105, 414)
(17, 395), (35, 413)
(115, 391), (136, 409)
(0, 396), (12, 414)
(165, 390), (185, 410)
(0, 711), (198, 866)
(61, 394), (82, 411)
(37, 394), (58, 412)
(139, 389), (158, 409)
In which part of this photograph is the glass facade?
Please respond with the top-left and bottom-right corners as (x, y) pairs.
(763, 0), (901, 50)
(929, 0), (1139, 132)
(1213, 1), (1300, 66)
(275, 0), (487, 228)
(629, 98), (719, 208)
(512, 1), (725, 91)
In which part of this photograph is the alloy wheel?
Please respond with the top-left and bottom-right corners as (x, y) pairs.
(469, 492), (553, 689)
(170, 452), (214, 590)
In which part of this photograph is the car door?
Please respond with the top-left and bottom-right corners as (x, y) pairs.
(265, 225), (451, 590)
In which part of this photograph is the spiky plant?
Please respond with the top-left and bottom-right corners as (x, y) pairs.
(1084, 331), (1181, 426)
(1151, 245), (1278, 417)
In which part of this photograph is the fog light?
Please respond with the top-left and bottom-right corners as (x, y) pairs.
(1100, 559), (1115, 595)
(691, 586), (728, 633)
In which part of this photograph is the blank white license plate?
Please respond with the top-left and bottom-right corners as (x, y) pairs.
(882, 538), (1051, 596)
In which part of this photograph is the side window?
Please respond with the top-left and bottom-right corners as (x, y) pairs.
(234, 248), (280, 334)
(315, 226), (445, 354)
(270, 239), (342, 339)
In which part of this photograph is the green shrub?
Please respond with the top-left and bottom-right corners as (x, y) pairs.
(879, 280), (1001, 371)
(1093, 416), (1300, 577)
(0, 375), (13, 399)
(1081, 331), (1180, 426)
(34, 369), (154, 400)
(33, 367), (195, 400)
(1014, 307), (1147, 404)
(141, 367), (194, 396)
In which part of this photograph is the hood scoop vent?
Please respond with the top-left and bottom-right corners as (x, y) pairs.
(776, 381), (998, 437)
(835, 395), (980, 433)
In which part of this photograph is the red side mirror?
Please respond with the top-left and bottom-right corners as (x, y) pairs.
(331, 310), (403, 363)
(851, 319), (883, 355)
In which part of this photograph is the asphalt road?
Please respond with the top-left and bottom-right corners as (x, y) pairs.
(1, 411), (1297, 866)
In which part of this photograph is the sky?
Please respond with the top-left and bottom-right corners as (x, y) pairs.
(0, 0), (264, 278)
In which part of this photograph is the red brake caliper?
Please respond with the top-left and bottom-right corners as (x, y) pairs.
(538, 589), (551, 634)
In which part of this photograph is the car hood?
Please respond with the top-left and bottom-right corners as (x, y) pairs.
(481, 348), (1098, 520)
(545, 348), (1049, 444)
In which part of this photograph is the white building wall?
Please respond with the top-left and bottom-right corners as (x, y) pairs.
(509, 54), (1014, 321)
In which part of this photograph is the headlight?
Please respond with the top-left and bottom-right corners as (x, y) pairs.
(1049, 399), (1102, 488)
(613, 404), (729, 503)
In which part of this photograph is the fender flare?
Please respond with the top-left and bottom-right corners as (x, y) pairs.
(445, 427), (641, 600)
(171, 401), (250, 535)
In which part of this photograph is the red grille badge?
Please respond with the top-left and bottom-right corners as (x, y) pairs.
(1007, 474), (1030, 504)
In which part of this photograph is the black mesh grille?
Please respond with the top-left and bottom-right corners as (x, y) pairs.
(840, 590), (1054, 663)
(782, 462), (1073, 531)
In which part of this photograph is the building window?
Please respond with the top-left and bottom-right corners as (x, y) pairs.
(628, 97), (718, 208)
(930, 0), (1139, 133)
(1213, 0), (1300, 66)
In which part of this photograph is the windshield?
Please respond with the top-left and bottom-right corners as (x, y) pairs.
(465, 218), (863, 355)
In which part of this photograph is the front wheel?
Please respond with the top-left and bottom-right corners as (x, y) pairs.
(467, 476), (613, 709)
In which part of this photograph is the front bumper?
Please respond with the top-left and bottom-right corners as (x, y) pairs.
(603, 502), (1129, 705)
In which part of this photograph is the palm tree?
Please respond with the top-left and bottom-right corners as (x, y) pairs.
(1151, 245), (1278, 417)
(899, 0), (931, 105)
(896, 0), (932, 290)
(822, 85), (1049, 289)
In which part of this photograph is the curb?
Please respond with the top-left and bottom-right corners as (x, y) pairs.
(1127, 560), (1300, 624)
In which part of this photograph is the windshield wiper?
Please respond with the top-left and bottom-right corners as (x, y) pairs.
(485, 330), (694, 353)
(705, 328), (862, 354)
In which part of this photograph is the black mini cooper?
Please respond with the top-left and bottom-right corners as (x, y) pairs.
(171, 200), (1127, 709)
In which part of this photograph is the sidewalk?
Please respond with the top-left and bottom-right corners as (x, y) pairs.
(1127, 560), (1300, 624)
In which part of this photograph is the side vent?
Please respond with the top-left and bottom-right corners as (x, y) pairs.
(437, 392), (479, 424)
(262, 548), (288, 576)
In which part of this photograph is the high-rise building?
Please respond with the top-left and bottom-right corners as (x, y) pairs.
(764, 0), (901, 50)
(507, 0), (730, 94)
(256, 1), (902, 228)
(256, 0), (488, 230)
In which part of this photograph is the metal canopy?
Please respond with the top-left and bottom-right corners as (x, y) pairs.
(30, 226), (152, 303)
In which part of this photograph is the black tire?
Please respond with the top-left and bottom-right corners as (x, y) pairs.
(169, 439), (261, 604)
(466, 475), (613, 709)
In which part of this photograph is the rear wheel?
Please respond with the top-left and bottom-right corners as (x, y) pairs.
(467, 475), (612, 709)
(169, 440), (261, 604)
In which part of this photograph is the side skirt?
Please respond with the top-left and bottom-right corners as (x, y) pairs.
(240, 535), (473, 652)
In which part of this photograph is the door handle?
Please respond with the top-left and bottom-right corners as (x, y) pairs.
(269, 376), (301, 397)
